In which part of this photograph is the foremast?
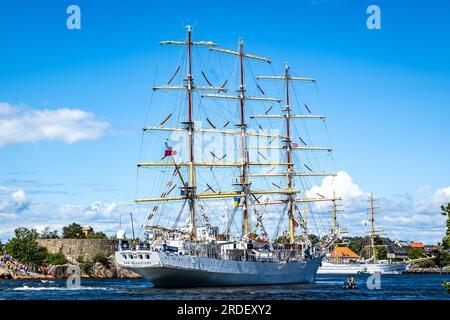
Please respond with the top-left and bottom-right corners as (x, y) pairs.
(142, 26), (220, 240)
(238, 39), (250, 237)
(186, 26), (196, 239)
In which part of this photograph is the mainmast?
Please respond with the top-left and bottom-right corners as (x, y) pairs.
(202, 39), (279, 238)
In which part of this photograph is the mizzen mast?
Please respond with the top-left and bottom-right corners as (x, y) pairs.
(255, 64), (329, 243)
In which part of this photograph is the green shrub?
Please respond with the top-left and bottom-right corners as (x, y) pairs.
(45, 252), (67, 265)
(406, 248), (426, 260)
(86, 232), (108, 240)
(92, 252), (109, 265)
(80, 260), (93, 274)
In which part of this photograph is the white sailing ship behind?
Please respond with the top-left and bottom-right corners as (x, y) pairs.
(317, 194), (407, 275)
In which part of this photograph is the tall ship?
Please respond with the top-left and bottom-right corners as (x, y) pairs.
(317, 194), (407, 275)
(115, 26), (340, 287)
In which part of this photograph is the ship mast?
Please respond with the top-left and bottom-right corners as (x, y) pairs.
(186, 26), (196, 239)
(368, 193), (383, 263)
(202, 39), (280, 238)
(139, 26), (221, 240)
(330, 191), (345, 262)
(238, 39), (250, 237)
(284, 64), (295, 243)
(254, 64), (338, 243)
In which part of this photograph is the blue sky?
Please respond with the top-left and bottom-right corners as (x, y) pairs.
(1, 0), (450, 244)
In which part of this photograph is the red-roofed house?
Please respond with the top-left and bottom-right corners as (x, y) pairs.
(330, 246), (359, 263)
(410, 242), (425, 250)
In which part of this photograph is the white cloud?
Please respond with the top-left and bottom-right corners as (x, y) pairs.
(60, 200), (122, 221)
(306, 171), (369, 214)
(11, 190), (26, 204)
(0, 188), (30, 232)
(0, 102), (110, 147)
(307, 171), (366, 199)
(417, 185), (431, 193)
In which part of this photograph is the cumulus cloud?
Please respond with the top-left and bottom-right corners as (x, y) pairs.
(306, 171), (369, 213)
(0, 102), (110, 147)
(0, 187), (30, 222)
(11, 190), (26, 203)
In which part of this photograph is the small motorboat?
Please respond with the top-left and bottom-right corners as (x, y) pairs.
(342, 277), (359, 289)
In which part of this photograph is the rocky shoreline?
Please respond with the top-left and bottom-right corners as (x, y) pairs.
(0, 255), (141, 280)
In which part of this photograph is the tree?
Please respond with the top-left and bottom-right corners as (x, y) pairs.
(87, 231), (108, 240)
(406, 247), (425, 260)
(440, 203), (450, 250)
(4, 228), (48, 267)
(39, 226), (60, 239)
(62, 223), (85, 239)
(376, 246), (387, 260)
(346, 236), (364, 256)
(308, 234), (320, 245)
(434, 249), (450, 268)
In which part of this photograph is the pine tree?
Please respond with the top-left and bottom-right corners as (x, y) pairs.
(440, 203), (450, 250)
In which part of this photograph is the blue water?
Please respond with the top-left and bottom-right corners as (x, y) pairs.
(0, 274), (449, 300)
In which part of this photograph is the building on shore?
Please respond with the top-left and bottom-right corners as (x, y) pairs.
(82, 226), (93, 237)
(330, 246), (359, 263)
(410, 242), (425, 251)
(395, 240), (412, 248)
(386, 243), (408, 260)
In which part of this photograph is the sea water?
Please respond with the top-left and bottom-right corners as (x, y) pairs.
(0, 274), (449, 300)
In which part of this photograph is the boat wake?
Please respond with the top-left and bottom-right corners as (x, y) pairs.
(12, 285), (109, 291)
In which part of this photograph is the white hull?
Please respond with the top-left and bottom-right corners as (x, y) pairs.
(317, 262), (366, 274)
(317, 261), (407, 275)
(116, 251), (323, 287)
(364, 262), (407, 275)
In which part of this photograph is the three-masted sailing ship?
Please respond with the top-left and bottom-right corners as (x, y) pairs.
(115, 26), (340, 287)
